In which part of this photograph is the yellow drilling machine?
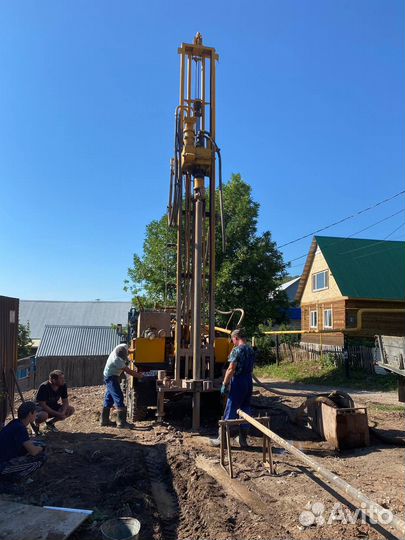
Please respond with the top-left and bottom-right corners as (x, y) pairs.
(125, 33), (241, 431)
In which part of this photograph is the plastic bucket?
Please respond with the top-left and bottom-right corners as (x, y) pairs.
(100, 517), (141, 540)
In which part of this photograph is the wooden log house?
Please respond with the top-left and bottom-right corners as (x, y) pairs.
(296, 236), (405, 347)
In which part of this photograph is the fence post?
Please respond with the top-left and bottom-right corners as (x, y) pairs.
(343, 348), (350, 378)
(275, 335), (280, 366)
(366, 346), (375, 374)
(343, 336), (350, 378)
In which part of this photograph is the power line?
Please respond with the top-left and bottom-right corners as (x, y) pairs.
(278, 190), (405, 249)
(285, 208), (405, 266)
(337, 221), (405, 256)
(385, 222), (404, 240)
(349, 224), (405, 261)
(288, 219), (405, 269)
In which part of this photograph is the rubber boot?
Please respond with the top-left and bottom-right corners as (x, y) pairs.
(100, 407), (116, 427)
(116, 408), (133, 429)
(235, 427), (249, 448)
(209, 428), (221, 447)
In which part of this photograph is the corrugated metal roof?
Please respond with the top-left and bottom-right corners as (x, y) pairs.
(19, 301), (132, 339)
(316, 236), (405, 300)
(296, 236), (405, 303)
(36, 325), (122, 357)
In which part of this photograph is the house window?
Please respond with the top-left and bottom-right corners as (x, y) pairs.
(347, 311), (357, 328)
(323, 308), (333, 329)
(312, 270), (329, 291)
(310, 310), (318, 328)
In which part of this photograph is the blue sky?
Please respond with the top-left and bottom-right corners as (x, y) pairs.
(1, 0), (404, 301)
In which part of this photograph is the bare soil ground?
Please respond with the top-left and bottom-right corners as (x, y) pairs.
(1, 383), (404, 540)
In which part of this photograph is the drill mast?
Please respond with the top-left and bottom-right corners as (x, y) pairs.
(168, 33), (220, 429)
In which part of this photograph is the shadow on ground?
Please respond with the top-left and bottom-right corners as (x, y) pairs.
(0, 430), (179, 540)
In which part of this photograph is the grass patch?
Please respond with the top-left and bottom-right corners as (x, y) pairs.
(254, 358), (398, 392)
(369, 403), (405, 414)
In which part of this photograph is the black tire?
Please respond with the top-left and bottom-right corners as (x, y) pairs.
(127, 388), (148, 421)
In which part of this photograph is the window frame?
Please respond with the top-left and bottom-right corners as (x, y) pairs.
(312, 270), (329, 292)
(323, 308), (333, 329)
(310, 309), (318, 329)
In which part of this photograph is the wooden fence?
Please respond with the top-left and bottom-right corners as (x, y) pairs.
(264, 343), (375, 373)
(16, 355), (107, 391)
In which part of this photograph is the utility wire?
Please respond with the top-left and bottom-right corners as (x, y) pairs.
(289, 219), (405, 267)
(350, 224), (405, 261)
(278, 190), (405, 249)
(288, 219), (405, 269)
(385, 222), (405, 240)
(336, 220), (405, 256)
(285, 208), (405, 265)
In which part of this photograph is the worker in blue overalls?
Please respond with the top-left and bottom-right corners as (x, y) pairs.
(210, 328), (255, 447)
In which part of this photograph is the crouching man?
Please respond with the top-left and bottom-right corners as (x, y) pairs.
(35, 370), (75, 432)
(0, 402), (46, 479)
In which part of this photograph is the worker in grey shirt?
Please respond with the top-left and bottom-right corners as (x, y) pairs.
(101, 344), (142, 428)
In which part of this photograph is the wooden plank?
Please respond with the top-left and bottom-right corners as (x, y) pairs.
(0, 296), (19, 424)
(0, 500), (89, 540)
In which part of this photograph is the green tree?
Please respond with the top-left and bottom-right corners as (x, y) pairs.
(215, 174), (289, 334)
(18, 322), (33, 359)
(125, 174), (289, 334)
(124, 216), (177, 308)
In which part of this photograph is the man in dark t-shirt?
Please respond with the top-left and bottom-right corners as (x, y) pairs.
(35, 370), (75, 432)
(0, 401), (46, 479)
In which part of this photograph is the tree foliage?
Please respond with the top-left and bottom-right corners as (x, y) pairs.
(18, 322), (33, 359)
(281, 274), (300, 284)
(214, 174), (289, 334)
(124, 216), (177, 308)
(125, 174), (289, 333)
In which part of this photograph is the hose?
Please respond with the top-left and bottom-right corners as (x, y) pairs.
(216, 308), (245, 329)
(252, 374), (321, 398)
(168, 112), (183, 227)
(216, 148), (226, 253)
(200, 131), (226, 252)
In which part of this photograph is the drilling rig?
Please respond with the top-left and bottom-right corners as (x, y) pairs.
(126, 34), (241, 431)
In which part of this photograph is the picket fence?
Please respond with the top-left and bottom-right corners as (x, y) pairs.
(267, 342), (375, 373)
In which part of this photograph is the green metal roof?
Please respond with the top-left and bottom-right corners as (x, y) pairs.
(315, 236), (405, 301)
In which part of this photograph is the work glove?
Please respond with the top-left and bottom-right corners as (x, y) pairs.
(220, 383), (229, 396)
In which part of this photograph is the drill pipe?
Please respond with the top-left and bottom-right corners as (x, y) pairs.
(237, 409), (405, 538)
